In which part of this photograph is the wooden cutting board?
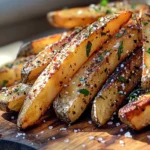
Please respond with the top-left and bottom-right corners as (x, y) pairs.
(0, 108), (149, 150)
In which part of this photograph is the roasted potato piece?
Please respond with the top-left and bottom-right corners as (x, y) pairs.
(18, 12), (132, 129)
(47, 2), (147, 28)
(0, 56), (34, 88)
(141, 13), (150, 89)
(53, 21), (141, 123)
(21, 28), (82, 82)
(119, 92), (150, 130)
(91, 48), (142, 126)
(0, 83), (31, 112)
(17, 32), (69, 57)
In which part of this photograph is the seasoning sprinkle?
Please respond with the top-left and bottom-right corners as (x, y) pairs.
(86, 41), (92, 57)
(78, 89), (89, 96)
(146, 48), (150, 54)
(117, 41), (123, 60)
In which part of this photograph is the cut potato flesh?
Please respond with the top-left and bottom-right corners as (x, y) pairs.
(17, 12), (132, 129)
(47, 2), (148, 28)
(53, 22), (140, 123)
(17, 33), (65, 57)
(21, 28), (81, 82)
(0, 83), (31, 112)
(141, 13), (150, 89)
(119, 92), (150, 130)
(91, 48), (142, 126)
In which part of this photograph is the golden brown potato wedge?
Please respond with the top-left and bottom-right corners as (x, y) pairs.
(0, 56), (34, 88)
(141, 13), (150, 89)
(21, 28), (82, 82)
(0, 83), (31, 112)
(17, 32), (69, 57)
(91, 48), (142, 126)
(47, 2), (148, 28)
(119, 92), (150, 130)
(17, 11), (132, 129)
(53, 22), (141, 123)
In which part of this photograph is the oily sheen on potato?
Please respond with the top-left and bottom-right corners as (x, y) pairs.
(17, 11), (132, 129)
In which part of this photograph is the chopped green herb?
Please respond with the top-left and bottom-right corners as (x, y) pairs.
(118, 76), (127, 83)
(116, 29), (127, 38)
(89, 26), (93, 35)
(99, 55), (104, 62)
(79, 77), (85, 82)
(75, 28), (81, 33)
(106, 9), (112, 14)
(100, 0), (108, 6)
(93, 6), (101, 12)
(104, 49), (111, 54)
(2, 80), (8, 87)
(86, 41), (92, 57)
(117, 41), (123, 60)
(142, 22), (148, 26)
(99, 95), (105, 100)
(78, 89), (89, 96)
(5, 63), (13, 68)
(146, 48), (150, 54)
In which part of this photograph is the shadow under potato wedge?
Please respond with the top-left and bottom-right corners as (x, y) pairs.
(17, 32), (69, 57)
(47, 1), (148, 28)
(21, 28), (82, 83)
(91, 48), (142, 126)
(119, 91), (150, 130)
(141, 13), (150, 89)
(53, 20), (141, 123)
(0, 83), (31, 112)
(17, 11), (132, 129)
(0, 56), (34, 88)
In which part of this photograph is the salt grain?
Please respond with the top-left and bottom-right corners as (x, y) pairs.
(107, 121), (113, 125)
(49, 126), (53, 130)
(52, 137), (56, 140)
(147, 135), (150, 139)
(116, 122), (120, 127)
(89, 136), (95, 140)
(82, 144), (86, 148)
(88, 120), (92, 124)
(64, 139), (69, 143)
(124, 132), (132, 138)
(60, 127), (67, 131)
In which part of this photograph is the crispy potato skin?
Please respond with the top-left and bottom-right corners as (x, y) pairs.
(141, 13), (150, 89)
(0, 56), (34, 88)
(21, 29), (81, 82)
(17, 33), (67, 57)
(53, 21), (141, 123)
(91, 48), (142, 126)
(47, 2), (148, 28)
(119, 93), (150, 130)
(0, 83), (31, 112)
(17, 12), (132, 129)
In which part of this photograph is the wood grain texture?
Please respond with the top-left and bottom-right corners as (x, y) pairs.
(0, 108), (149, 150)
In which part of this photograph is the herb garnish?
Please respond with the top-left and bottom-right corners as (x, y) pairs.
(116, 29), (127, 38)
(118, 76), (127, 83)
(106, 9), (112, 14)
(2, 80), (8, 87)
(78, 89), (90, 96)
(142, 22), (148, 26)
(99, 55), (104, 62)
(86, 41), (92, 57)
(79, 77), (85, 82)
(100, 0), (108, 6)
(117, 41), (123, 60)
(99, 95), (105, 100)
(146, 48), (150, 54)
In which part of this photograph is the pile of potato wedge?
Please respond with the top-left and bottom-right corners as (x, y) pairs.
(0, 1), (149, 130)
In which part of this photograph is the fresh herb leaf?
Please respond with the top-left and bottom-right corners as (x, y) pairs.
(116, 29), (127, 38)
(131, 4), (136, 9)
(142, 22), (148, 26)
(146, 48), (150, 54)
(93, 6), (101, 12)
(79, 77), (85, 82)
(106, 9), (112, 14)
(99, 55), (104, 62)
(117, 41), (123, 60)
(5, 63), (13, 68)
(86, 41), (92, 57)
(78, 89), (89, 96)
(100, 0), (108, 6)
(89, 26), (93, 35)
(118, 76), (127, 83)
(2, 80), (8, 87)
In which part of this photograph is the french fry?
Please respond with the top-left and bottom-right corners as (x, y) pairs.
(17, 12), (132, 129)
(91, 48), (142, 126)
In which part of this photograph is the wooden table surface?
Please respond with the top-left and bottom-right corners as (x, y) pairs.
(0, 108), (149, 150)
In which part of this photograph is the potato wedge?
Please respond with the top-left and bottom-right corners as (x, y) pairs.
(141, 13), (150, 89)
(21, 28), (82, 82)
(17, 11), (132, 129)
(53, 21), (141, 123)
(119, 92), (150, 130)
(91, 48), (142, 126)
(17, 32), (69, 57)
(0, 56), (34, 88)
(0, 83), (31, 112)
(47, 2), (147, 28)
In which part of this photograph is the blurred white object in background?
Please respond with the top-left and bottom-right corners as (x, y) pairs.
(0, 42), (22, 66)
